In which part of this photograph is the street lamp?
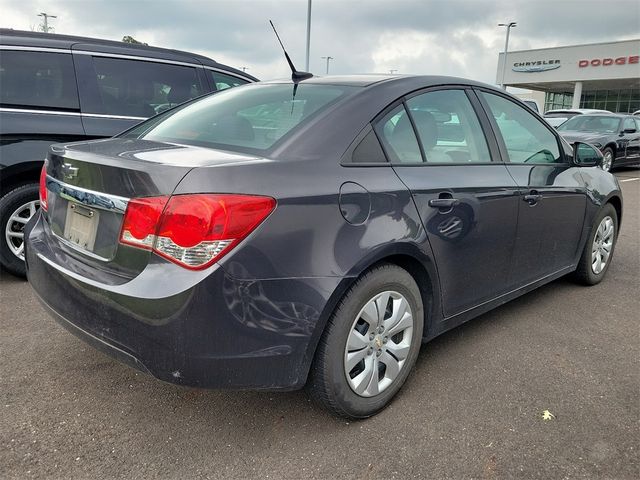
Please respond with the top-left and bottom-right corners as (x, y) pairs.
(305, 0), (312, 71)
(498, 21), (516, 90)
(321, 56), (334, 75)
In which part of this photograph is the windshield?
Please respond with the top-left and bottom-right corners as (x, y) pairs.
(121, 83), (358, 153)
(558, 115), (621, 133)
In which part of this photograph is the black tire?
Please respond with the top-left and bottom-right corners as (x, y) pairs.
(307, 264), (424, 419)
(573, 203), (618, 285)
(601, 147), (615, 172)
(0, 183), (40, 278)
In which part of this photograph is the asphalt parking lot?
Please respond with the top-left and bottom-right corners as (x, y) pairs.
(1, 171), (638, 479)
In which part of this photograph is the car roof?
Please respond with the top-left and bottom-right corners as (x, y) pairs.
(545, 109), (612, 114)
(261, 74), (498, 89)
(568, 113), (630, 119)
(0, 28), (257, 81)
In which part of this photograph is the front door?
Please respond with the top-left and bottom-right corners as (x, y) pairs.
(477, 90), (587, 286)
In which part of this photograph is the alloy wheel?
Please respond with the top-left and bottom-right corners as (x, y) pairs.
(591, 215), (614, 275)
(5, 200), (39, 260)
(344, 291), (414, 397)
(601, 150), (613, 172)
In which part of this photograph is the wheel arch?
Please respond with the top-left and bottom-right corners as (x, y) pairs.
(0, 161), (43, 197)
(606, 194), (623, 229)
(603, 143), (617, 158)
(299, 245), (442, 387)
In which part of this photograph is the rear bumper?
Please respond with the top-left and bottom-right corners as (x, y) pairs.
(26, 213), (343, 390)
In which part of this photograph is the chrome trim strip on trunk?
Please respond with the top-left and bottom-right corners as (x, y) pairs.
(46, 175), (129, 214)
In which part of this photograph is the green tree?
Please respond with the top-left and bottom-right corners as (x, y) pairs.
(122, 35), (147, 45)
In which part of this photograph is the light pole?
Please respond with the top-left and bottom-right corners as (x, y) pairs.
(498, 21), (516, 90)
(321, 56), (333, 75)
(305, 0), (312, 71)
(38, 12), (57, 33)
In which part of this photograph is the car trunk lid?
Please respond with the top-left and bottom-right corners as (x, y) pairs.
(43, 138), (262, 280)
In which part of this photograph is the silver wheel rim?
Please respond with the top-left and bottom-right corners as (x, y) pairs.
(601, 151), (613, 172)
(5, 200), (39, 260)
(344, 291), (414, 398)
(591, 215), (614, 275)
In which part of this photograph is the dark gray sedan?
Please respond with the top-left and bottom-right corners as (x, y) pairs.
(558, 114), (640, 171)
(26, 75), (623, 419)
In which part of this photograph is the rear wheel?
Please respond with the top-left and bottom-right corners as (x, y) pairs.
(307, 264), (424, 418)
(601, 147), (614, 172)
(574, 203), (617, 285)
(0, 184), (40, 278)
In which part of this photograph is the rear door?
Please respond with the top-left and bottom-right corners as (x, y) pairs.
(73, 53), (207, 137)
(476, 89), (587, 286)
(376, 87), (520, 317)
(0, 48), (85, 152)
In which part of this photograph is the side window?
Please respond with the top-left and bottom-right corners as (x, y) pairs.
(405, 89), (492, 163)
(0, 50), (78, 110)
(635, 118), (640, 131)
(374, 104), (422, 163)
(350, 129), (387, 163)
(480, 91), (562, 164)
(91, 57), (204, 118)
(623, 118), (635, 131)
(207, 71), (248, 91)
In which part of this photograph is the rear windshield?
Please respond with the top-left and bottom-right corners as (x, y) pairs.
(557, 115), (621, 133)
(122, 83), (358, 153)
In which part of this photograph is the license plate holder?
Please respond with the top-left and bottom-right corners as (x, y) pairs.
(63, 202), (99, 251)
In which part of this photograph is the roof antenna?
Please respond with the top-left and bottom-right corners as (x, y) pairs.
(270, 20), (313, 82)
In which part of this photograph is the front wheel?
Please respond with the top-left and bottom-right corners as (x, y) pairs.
(307, 264), (424, 419)
(574, 203), (618, 285)
(0, 184), (40, 278)
(601, 147), (614, 172)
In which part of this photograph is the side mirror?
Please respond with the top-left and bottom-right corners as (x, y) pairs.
(623, 128), (637, 134)
(573, 142), (603, 167)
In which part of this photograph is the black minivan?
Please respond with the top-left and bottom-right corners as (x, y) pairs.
(0, 29), (257, 276)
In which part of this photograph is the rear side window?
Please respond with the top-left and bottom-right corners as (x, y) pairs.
(91, 57), (204, 118)
(406, 89), (492, 163)
(375, 104), (423, 163)
(481, 91), (561, 164)
(0, 50), (78, 110)
(207, 70), (248, 91)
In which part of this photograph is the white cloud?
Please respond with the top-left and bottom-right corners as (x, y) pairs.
(1, 0), (638, 84)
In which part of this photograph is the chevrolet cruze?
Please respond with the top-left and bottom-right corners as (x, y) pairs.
(26, 75), (622, 418)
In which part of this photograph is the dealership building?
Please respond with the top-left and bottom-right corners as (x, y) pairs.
(497, 39), (640, 113)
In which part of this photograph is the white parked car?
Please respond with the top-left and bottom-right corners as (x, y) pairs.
(543, 108), (612, 128)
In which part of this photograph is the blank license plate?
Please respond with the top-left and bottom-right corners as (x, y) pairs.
(63, 202), (99, 251)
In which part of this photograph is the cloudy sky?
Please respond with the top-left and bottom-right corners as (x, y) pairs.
(1, 0), (638, 85)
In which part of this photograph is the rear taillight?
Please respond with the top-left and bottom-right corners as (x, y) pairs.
(39, 165), (48, 211)
(119, 194), (275, 270)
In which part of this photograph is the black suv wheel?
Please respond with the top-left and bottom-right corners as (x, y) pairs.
(0, 184), (40, 278)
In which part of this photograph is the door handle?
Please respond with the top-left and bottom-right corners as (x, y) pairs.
(428, 198), (460, 209)
(523, 193), (542, 206)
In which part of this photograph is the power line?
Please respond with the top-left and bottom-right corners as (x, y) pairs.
(37, 12), (57, 33)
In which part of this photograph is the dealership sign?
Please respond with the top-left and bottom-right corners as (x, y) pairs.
(512, 60), (561, 72)
(578, 55), (639, 67)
